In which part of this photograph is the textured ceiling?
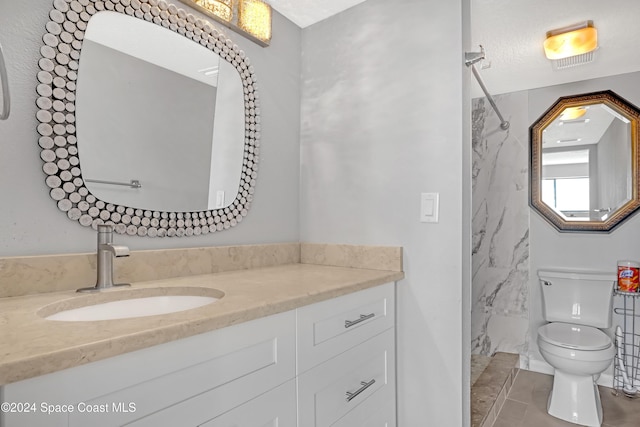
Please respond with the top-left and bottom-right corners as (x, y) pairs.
(268, 0), (367, 28)
(269, 0), (640, 98)
(471, 0), (640, 97)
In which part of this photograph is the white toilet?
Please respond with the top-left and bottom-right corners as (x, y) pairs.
(537, 269), (616, 427)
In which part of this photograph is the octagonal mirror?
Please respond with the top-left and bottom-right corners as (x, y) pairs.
(530, 90), (640, 232)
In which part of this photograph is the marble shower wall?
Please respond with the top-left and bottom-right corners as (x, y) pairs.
(471, 92), (530, 364)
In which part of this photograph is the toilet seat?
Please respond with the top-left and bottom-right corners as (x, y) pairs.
(538, 322), (611, 350)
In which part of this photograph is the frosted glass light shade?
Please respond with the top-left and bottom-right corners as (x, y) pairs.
(180, 0), (271, 47)
(238, 0), (272, 45)
(544, 21), (598, 60)
(194, 0), (233, 22)
(559, 107), (587, 121)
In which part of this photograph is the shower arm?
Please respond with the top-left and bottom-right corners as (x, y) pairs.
(465, 47), (509, 131)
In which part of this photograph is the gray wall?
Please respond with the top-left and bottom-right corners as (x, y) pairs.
(300, 0), (469, 424)
(0, 0), (301, 256)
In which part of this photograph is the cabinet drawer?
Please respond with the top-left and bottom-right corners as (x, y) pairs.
(298, 328), (395, 427)
(297, 283), (395, 373)
(199, 380), (297, 427)
(331, 383), (396, 427)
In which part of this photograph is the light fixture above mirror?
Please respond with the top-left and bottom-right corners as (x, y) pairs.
(543, 21), (598, 69)
(180, 0), (272, 46)
(194, 0), (233, 22)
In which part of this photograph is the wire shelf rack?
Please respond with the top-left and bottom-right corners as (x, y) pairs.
(613, 290), (640, 397)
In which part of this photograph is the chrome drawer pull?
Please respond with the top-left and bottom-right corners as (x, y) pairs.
(344, 313), (375, 328)
(346, 379), (376, 402)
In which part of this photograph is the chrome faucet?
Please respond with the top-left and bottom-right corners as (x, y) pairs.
(77, 225), (131, 292)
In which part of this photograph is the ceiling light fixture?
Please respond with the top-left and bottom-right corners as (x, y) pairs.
(238, 0), (272, 45)
(544, 21), (597, 69)
(180, 0), (272, 47)
(559, 106), (587, 121)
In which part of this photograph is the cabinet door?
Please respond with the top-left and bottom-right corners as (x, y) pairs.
(297, 282), (395, 374)
(91, 313), (296, 427)
(1, 310), (295, 427)
(298, 328), (395, 427)
(199, 380), (297, 427)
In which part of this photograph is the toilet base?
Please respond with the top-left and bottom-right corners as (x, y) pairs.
(547, 370), (603, 427)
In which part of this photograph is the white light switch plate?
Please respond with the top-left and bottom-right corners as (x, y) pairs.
(420, 192), (439, 223)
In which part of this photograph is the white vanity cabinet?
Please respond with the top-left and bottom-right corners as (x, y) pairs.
(1, 311), (297, 427)
(1, 283), (396, 427)
(297, 283), (396, 427)
(199, 380), (298, 427)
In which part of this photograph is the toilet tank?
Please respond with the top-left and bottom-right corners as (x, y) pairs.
(539, 269), (616, 328)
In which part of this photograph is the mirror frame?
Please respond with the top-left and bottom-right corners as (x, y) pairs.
(36, 0), (260, 238)
(529, 90), (640, 233)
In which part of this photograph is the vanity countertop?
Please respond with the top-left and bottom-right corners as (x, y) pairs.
(0, 263), (403, 386)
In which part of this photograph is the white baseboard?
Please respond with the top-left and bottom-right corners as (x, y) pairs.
(528, 358), (614, 388)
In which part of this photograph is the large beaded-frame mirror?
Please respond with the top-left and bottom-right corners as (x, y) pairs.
(36, 0), (260, 238)
(530, 90), (640, 232)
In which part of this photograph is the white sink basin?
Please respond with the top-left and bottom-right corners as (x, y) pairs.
(40, 287), (223, 322)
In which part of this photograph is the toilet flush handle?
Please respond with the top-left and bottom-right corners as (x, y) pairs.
(542, 280), (552, 286)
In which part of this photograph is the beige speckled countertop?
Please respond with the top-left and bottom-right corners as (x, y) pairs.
(0, 263), (403, 386)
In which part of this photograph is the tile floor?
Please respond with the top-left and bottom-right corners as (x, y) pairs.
(494, 369), (640, 427)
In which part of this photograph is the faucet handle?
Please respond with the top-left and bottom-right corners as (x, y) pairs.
(111, 245), (130, 257)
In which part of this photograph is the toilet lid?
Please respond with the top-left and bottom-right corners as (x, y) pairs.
(538, 322), (611, 350)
